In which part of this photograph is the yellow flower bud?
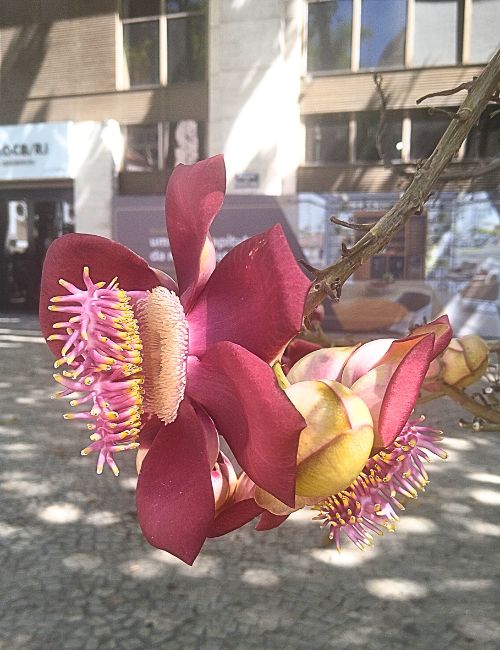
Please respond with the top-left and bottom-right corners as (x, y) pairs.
(254, 380), (374, 515)
(441, 335), (489, 388)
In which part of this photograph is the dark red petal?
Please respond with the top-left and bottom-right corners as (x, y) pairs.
(375, 333), (435, 451)
(136, 400), (215, 565)
(410, 315), (452, 358)
(208, 499), (263, 538)
(193, 404), (220, 468)
(255, 511), (289, 531)
(283, 339), (323, 373)
(187, 224), (311, 363)
(39, 233), (174, 357)
(187, 342), (305, 507)
(165, 155), (225, 311)
(138, 414), (164, 451)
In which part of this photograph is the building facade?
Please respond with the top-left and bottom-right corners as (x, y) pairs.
(1, 0), (499, 334)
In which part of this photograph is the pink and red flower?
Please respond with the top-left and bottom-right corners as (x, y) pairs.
(39, 155), (311, 564)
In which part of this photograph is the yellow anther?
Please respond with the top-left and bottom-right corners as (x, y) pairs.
(59, 279), (69, 287)
(106, 411), (119, 420)
(63, 413), (74, 420)
(84, 377), (94, 385)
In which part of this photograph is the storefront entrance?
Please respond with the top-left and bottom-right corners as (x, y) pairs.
(0, 187), (74, 308)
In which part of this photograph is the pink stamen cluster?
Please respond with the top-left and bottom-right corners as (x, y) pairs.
(48, 267), (144, 475)
(314, 418), (447, 550)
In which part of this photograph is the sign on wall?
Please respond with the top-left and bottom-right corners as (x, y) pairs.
(0, 122), (71, 180)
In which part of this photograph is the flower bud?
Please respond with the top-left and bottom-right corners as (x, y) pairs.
(255, 380), (374, 514)
(440, 335), (489, 388)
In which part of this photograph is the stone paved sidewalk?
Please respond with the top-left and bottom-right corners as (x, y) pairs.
(1, 312), (500, 649)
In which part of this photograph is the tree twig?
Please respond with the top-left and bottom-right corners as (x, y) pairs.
(305, 49), (500, 317)
(440, 383), (500, 425)
(416, 81), (475, 104)
(330, 215), (371, 231)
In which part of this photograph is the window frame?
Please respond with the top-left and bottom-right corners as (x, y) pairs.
(119, 0), (207, 89)
(122, 120), (206, 172)
(302, 108), (492, 166)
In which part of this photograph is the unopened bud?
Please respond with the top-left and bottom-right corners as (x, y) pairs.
(441, 335), (489, 388)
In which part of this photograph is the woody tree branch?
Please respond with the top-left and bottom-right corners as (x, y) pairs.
(305, 48), (500, 317)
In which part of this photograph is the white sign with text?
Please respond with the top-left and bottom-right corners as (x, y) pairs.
(0, 122), (71, 180)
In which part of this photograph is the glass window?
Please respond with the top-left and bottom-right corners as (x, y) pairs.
(356, 111), (403, 162)
(167, 0), (206, 11)
(165, 120), (205, 168)
(122, 0), (161, 19)
(307, 0), (353, 72)
(360, 0), (407, 69)
(121, 0), (206, 87)
(410, 111), (450, 159)
(470, 0), (500, 63)
(465, 107), (500, 159)
(124, 124), (159, 171)
(167, 15), (206, 82)
(305, 115), (349, 163)
(413, 0), (458, 66)
(123, 21), (160, 86)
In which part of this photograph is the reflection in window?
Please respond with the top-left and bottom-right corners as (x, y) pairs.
(307, 0), (353, 72)
(167, 15), (206, 82)
(465, 107), (500, 159)
(165, 120), (205, 168)
(470, 0), (500, 63)
(371, 256), (386, 279)
(413, 0), (458, 66)
(410, 111), (450, 159)
(123, 21), (160, 86)
(388, 256), (405, 280)
(356, 112), (403, 162)
(124, 124), (159, 171)
(360, 0), (407, 68)
(305, 115), (349, 163)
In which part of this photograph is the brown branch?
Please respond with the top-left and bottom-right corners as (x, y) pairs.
(330, 215), (371, 231)
(435, 157), (500, 179)
(416, 81), (474, 105)
(305, 48), (500, 317)
(440, 384), (500, 425)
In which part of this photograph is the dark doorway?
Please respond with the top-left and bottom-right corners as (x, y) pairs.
(0, 188), (73, 309)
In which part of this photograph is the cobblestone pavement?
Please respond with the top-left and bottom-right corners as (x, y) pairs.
(1, 312), (500, 650)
